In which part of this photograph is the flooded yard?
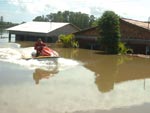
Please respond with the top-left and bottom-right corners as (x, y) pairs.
(0, 40), (150, 113)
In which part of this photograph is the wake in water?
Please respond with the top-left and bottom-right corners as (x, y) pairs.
(0, 43), (80, 71)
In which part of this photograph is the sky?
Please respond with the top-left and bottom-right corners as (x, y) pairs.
(0, 0), (150, 23)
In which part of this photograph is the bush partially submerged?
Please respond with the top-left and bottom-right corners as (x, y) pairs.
(58, 34), (79, 48)
(118, 42), (133, 54)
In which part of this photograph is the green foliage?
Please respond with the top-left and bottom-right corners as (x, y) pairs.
(118, 42), (133, 54)
(98, 11), (121, 54)
(0, 21), (17, 29)
(33, 10), (96, 29)
(33, 15), (49, 22)
(72, 40), (79, 48)
(91, 18), (100, 27)
(59, 34), (79, 48)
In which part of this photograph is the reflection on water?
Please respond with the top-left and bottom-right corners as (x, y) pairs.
(56, 48), (150, 93)
(94, 55), (133, 93)
(33, 67), (59, 84)
(0, 61), (33, 86)
(95, 56), (150, 93)
(1, 42), (150, 113)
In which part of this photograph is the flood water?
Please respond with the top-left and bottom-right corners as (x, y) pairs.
(0, 40), (150, 113)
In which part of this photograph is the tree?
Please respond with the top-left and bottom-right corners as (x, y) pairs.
(33, 15), (49, 22)
(89, 15), (96, 27)
(98, 11), (121, 54)
(33, 10), (97, 29)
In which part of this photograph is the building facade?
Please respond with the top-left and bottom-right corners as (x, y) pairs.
(74, 26), (99, 49)
(74, 18), (150, 54)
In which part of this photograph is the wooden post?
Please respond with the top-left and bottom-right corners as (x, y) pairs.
(45, 37), (47, 43)
(146, 46), (149, 55)
(8, 33), (11, 42)
(148, 17), (150, 30)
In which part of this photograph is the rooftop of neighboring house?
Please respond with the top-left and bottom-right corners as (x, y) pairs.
(121, 18), (150, 30)
(74, 18), (150, 35)
(6, 21), (70, 33)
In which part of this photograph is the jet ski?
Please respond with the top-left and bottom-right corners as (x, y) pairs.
(25, 46), (59, 60)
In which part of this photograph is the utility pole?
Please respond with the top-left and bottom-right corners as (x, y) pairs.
(146, 17), (150, 55)
(47, 18), (52, 43)
(0, 16), (3, 38)
(148, 17), (150, 30)
(0, 16), (3, 22)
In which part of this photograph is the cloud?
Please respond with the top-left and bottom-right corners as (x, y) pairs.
(6, 0), (150, 21)
(7, 0), (100, 14)
(7, 0), (69, 14)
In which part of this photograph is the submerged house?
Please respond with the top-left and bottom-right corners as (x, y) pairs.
(6, 21), (80, 43)
(74, 26), (99, 50)
(120, 18), (150, 54)
(74, 18), (150, 54)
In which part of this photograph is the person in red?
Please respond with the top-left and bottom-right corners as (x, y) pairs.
(34, 38), (46, 57)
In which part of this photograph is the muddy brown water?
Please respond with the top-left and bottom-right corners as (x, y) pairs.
(0, 41), (150, 113)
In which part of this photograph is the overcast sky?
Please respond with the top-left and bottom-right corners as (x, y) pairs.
(0, 0), (150, 23)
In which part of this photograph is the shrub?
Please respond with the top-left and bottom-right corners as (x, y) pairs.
(118, 42), (133, 54)
(58, 34), (79, 48)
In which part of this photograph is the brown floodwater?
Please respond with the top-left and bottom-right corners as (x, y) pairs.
(0, 41), (150, 113)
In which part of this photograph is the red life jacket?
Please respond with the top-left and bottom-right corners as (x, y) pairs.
(34, 41), (46, 52)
